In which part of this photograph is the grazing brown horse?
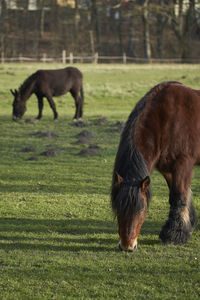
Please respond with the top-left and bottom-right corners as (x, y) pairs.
(11, 66), (84, 120)
(111, 81), (198, 251)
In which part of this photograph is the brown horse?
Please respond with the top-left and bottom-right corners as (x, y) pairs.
(111, 81), (198, 251)
(11, 66), (84, 120)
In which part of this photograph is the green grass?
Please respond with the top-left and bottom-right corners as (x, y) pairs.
(0, 63), (199, 299)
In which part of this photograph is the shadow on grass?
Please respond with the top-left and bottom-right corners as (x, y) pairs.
(0, 217), (117, 252)
(0, 217), (114, 233)
(0, 217), (167, 252)
(0, 182), (109, 195)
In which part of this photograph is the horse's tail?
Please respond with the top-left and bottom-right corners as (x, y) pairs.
(79, 85), (84, 118)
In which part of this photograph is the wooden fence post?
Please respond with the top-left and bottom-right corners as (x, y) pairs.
(89, 30), (95, 59)
(62, 50), (66, 64)
(19, 54), (23, 63)
(69, 52), (73, 64)
(123, 52), (127, 64)
(42, 53), (47, 63)
(94, 52), (98, 64)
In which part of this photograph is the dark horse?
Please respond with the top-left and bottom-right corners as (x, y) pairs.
(11, 66), (84, 120)
(111, 81), (199, 251)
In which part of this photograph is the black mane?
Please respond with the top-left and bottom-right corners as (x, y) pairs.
(18, 72), (38, 94)
(110, 82), (179, 218)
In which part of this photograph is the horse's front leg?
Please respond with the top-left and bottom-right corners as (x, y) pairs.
(36, 96), (44, 120)
(159, 160), (198, 244)
(46, 95), (58, 120)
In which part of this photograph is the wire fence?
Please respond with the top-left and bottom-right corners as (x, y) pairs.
(1, 51), (200, 64)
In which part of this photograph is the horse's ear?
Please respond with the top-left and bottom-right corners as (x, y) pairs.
(10, 89), (18, 96)
(116, 172), (123, 185)
(10, 89), (15, 96)
(141, 176), (150, 193)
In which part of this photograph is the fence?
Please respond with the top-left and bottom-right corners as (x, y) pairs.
(1, 50), (200, 64)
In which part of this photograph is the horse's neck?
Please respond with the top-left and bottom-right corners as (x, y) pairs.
(20, 79), (36, 102)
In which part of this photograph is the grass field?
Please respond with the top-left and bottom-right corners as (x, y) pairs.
(0, 63), (199, 299)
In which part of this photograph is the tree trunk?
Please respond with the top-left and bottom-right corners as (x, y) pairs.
(0, 0), (6, 57)
(40, 0), (45, 38)
(74, 0), (80, 39)
(91, 0), (100, 52)
(117, 7), (124, 55)
(142, 0), (151, 61)
(156, 0), (168, 59)
(23, 2), (29, 55)
(127, 16), (135, 57)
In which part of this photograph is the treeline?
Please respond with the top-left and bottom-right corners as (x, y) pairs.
(0, 0), (200, 62)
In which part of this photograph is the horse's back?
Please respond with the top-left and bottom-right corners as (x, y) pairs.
(35, 67), (82, 80)
(134, 82), (200, 169)
(64, 67), (83, 78)
(34, 67), (82, 96)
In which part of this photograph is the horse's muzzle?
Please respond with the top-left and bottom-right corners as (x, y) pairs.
(118, 242), (137, 252)
(12, 115), (20, 121)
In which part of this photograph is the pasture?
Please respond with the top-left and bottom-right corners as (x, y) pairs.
(0, 63), (199, 299)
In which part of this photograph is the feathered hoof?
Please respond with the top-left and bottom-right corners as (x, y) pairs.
(159, 219), (192, 245)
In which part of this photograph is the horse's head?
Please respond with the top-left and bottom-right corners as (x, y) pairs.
(112, 173), (150, 252)
(11, 89), (26, 120)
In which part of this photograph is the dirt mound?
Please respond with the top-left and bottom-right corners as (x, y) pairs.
(28, 156), (39, 161)
(95, 117), (108, 126)
(76, 145), (99, 156)
(22, 146), (37, 152)
(75, 130), (96, 138)
(31, 131), (59, 138)
(71, 120), (89, 127)
(74, 137), (92, 145)
(115, 121), (125, 132)
(25, 118), (38, 124)
(40, 149), (60, 157)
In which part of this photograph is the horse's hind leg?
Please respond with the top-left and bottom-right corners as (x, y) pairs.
(70, 89), (81, 119)
(78, 96), (83, 118)
(159, 159), (198, 244)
